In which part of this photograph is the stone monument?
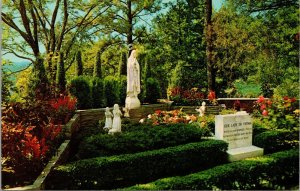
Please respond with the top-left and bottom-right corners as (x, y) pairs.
(125, 49), (141, 109)
(215, 111), (263, 161)
(108, 104), (122, 135)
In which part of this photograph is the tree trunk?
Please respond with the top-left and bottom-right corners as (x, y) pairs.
(127, 0), (133, 56)
(205, 0), (215, 91)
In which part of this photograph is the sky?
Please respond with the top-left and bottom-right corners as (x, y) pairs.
(2, 0), (224, 64)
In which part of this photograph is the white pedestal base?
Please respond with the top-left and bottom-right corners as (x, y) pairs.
(125, 96), (141, 109)
(227, 146), (264, 162)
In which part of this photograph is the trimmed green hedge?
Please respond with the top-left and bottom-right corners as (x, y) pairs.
(103, 76), (120, 106)
(77, 123), (205, 159)
(46, 140), (228, 190)
(126, 149), (299, 190)
(69, 76), (92, 109)
(254, 130), (299, 154)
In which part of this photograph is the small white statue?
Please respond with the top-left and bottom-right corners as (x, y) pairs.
(109, 104), (122, 135)
(103, 107), (113, 131)
(196, 101), (206, 117)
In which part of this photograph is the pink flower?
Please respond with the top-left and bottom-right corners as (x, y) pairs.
(262, 110), (268, 116)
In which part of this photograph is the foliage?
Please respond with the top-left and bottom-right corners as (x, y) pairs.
(197, 114), (215, 136)
(56, 53), (66, 93)
(118, 51), (127, 76)
(147, 0), (206, 95)
(28, 58), (50, 99)
(126, 148), (299, 190)
(118, 75), (127, 105)
(1, 68), (17, 104)
(168, 87), (205, 106)
(47, 140), (228, 190)
(77, 123), (204, 159)
(69, 76), (92, 109)
(103, 75), (120, 106)
(143, 77), (161, 104)
(253, 95), (299, 130)
(76, 51), (83, 76)
(254, 130), (299, 154)
(50, 95), (77, 124)
(232, 79), (262, 97)
(90, 77), (105, 108)
(93, 51), (102, 78)
(1, 98), (64, 188)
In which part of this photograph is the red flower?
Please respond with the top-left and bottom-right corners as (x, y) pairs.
(267, 100), (272, 106)
(283, 96), (289, 101)
(260, 104), (266, 111)
(208, 90), (216, 101)
(155, 110), (162, 115)
(262, 110), (268, 116)
(257, 96), (265, 103)
(290, 97), (296, 103)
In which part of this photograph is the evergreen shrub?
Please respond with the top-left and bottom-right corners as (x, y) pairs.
(90, 77), (105, 108)
(69, 76), (92, 109)
(254, 130), (299, 154)
(126, 149), (299, 190)
(47, 140), (228, 190)
(104, 76), (120, 106)
(77, 123), (204, 159)
(143, 77), (161, 104)
(118, 75), (127, 105)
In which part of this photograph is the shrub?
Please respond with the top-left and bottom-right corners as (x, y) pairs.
(254, 130), (299, 154)
(47, 140), (228, 190)
(69, 76), (92, 109)
(253, 95), (299, 130)
(143, 77), (161, 104)
(77, 123), (204, 159)
(90, 77), (105, 108)
(49, 95), (77, 124)
(126, 149), (299, 190)
(168, 87), (205, 106)
(103, 76), (120, 106)
(118, 75), (127, 105)
(1, 101), (63, 188)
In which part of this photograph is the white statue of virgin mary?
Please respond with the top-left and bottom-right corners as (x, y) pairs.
(125, 49), (141, 109)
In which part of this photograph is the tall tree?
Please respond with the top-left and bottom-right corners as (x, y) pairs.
(76, 51), (83, 76)
(105, 0), (161, 54)
(93, 51), (102, 78)
(57, 52), (66, 93)
(147, 0), (206, 93)
(118, 51), (127, 76)
(205, 0), (215, 91)
(2, 0), (111, 83)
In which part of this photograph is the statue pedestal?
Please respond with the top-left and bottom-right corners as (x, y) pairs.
(125, 96), (141, 109)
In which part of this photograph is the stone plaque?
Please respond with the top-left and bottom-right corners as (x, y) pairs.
(215, 112), (263, 161)
(215, 112), (252, 149)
